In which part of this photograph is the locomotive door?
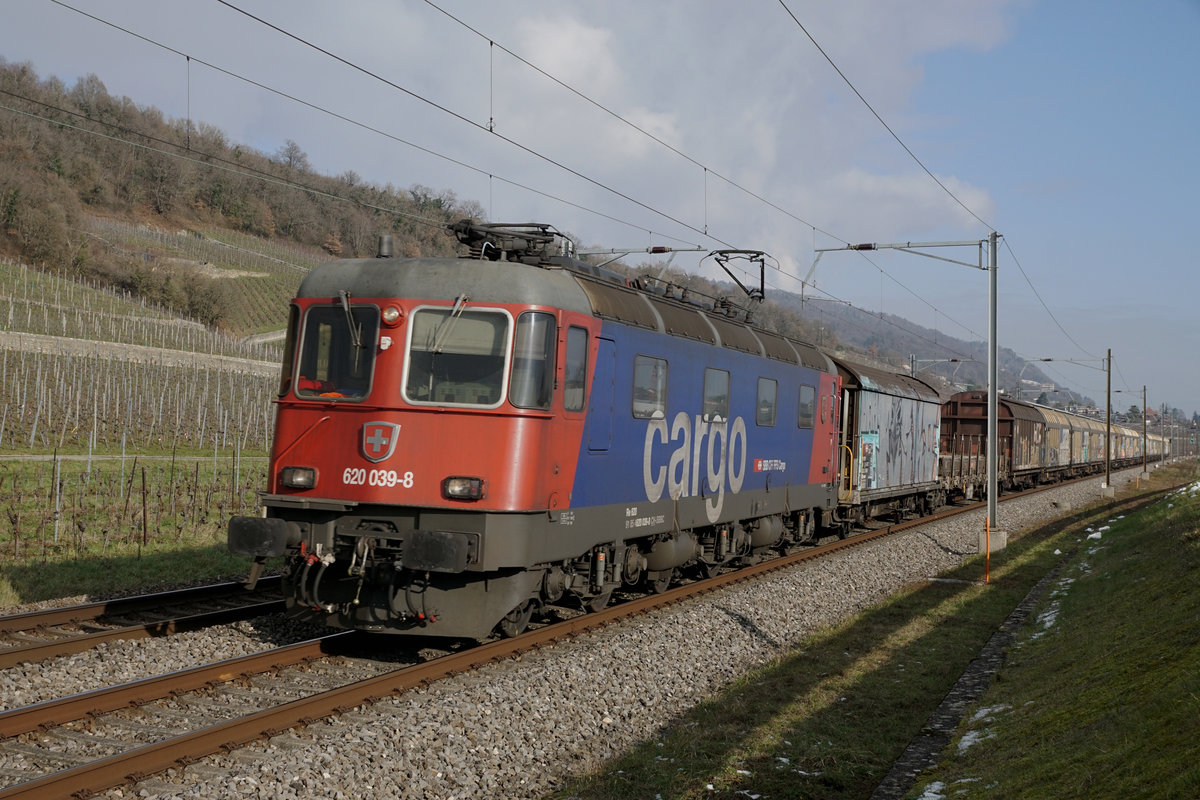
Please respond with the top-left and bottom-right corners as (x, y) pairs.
(838, 387), (855, 500)
(586, 338), (615, 452)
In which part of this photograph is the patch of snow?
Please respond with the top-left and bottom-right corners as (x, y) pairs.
(917, 780), (947, 799)
(969, 705), (1010, 724)
(957, 729), (995, 753)
(1033, 601), (1061, 639)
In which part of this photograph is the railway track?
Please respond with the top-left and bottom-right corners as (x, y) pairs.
(0, 577), (284, 670)
(0, 473), (1157, 798)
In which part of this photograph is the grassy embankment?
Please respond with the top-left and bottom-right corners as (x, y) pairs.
(553, 462), (1200, 800)
(904, 468), (1200, 799)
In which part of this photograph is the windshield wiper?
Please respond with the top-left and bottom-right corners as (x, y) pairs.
(339, 289), (366, 373)
(339, 290), (363, 350)
(430, 294), (469, 353)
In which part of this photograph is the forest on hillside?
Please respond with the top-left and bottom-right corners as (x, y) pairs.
(0, 58), (837, 348)
(0, 59), (482, 327)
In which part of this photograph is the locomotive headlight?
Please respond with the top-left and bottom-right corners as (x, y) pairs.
(280, 466), (317, 489)
(442, 476), (486, 501)
(381, 305), (403, 326)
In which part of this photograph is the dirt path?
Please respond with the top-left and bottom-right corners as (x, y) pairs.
(0, 331), (278, 377)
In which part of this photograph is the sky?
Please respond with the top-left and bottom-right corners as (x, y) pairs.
(2, 0), (1198, 414)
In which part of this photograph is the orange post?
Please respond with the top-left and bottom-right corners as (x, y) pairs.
(985, 516), (991, 584)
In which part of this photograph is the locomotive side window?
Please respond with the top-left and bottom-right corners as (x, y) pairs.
(756, 377), (777, 426)
(632, 355), (667, 419)
(703, 368), (730, 422)
(509, 312), (556, 410)
(798, 384), (817, 428)
(278, 304), (300, 397)
(564, 326), (588, 412)
(404, 306), (510, 407)
(294, 305), (379, 401)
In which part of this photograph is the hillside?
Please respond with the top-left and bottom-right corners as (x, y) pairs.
(0, 58), (1106, 407)
(776, 294), (1085, 406)
(0, 59), (474, 333)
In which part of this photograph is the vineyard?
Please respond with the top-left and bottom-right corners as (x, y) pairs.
(1, 456), (266, 557)
(0, 349), (275, 455)
(0, 224), (314, 579)
(1, 257), (282, 361)
(1, 250), (281, 456)
(84, 216), (323, 336)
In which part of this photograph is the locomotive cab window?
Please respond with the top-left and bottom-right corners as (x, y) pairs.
(756, 377), (777, 426)
(404, 306), (510, 407)
(633, 355), (667, 419)
(294, 304), (379, 401)
(798, 384), (817, 428)
(703, 368), (730, 422)
(564, 326), (588, 413)
(278, 304), (300, 397)
(509, 312), (556, 410)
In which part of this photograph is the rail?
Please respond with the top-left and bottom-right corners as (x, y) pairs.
(0, 469), (1164, 799)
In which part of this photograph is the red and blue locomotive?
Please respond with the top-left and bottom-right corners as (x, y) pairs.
(229, 221), (914, 639)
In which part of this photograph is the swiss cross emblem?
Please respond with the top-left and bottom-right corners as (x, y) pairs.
(361, 422), (401, 463)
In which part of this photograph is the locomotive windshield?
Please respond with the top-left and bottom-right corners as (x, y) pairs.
(294, 305), (379, 400)
(404, 306), (510, 407)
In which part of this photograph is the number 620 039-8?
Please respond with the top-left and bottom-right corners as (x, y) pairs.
(342, 468), (414, 488)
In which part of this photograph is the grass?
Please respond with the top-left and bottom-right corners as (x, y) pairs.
(0, 456), (267, 608)
(904, 467), (1200, 799)
(551, 463), (1200, 800)
(0, 544), (252, 607)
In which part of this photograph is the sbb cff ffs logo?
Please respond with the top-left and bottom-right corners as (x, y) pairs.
(361, 422), (401, 463)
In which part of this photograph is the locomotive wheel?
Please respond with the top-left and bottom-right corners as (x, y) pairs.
(498, 600), (535, 638)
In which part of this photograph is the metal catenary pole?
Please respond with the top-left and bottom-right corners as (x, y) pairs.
(1105, 347), (1112, 490)
(813, 232), (1001, 529)
(987, 231), (999, 529)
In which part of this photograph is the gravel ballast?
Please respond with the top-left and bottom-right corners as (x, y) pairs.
(2, 471), (1146, 799)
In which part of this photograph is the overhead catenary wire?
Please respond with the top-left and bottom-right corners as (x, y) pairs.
(44, 0), (988, 348)
(41, 0), (703, 250)
(774, 0), (993, 234)
(0, 95), (445, 232)
(210, 0), (728, 249)
(213, 1), (990, 336)
(42, 0), (1104, 395)
(421, 0), (993, 344)
(0, 80), (970, 365)
(1003, 238), (1099, 361)
(50, 0), (986, 341)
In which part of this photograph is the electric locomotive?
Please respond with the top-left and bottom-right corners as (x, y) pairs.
(229, 221), (841, 638)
